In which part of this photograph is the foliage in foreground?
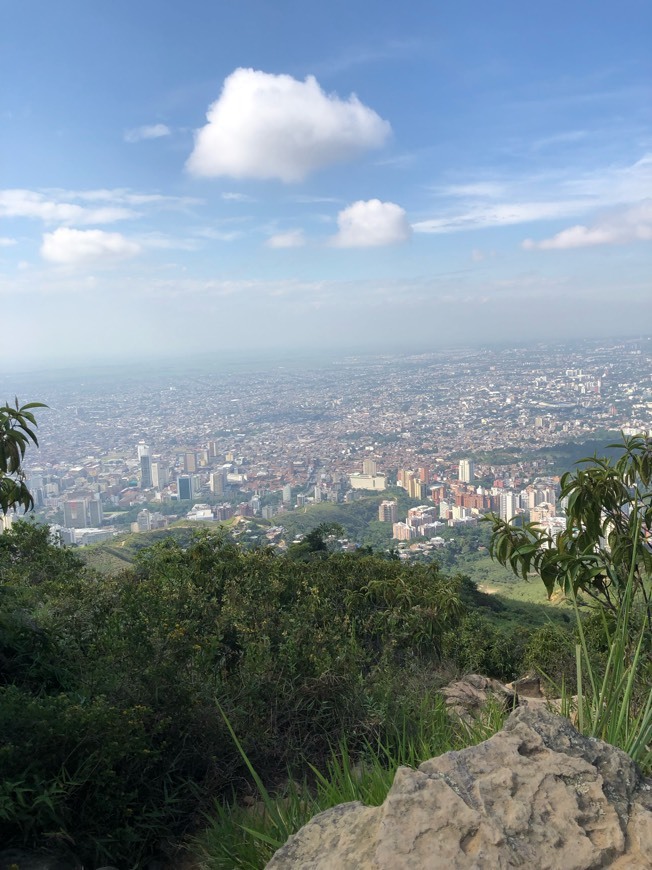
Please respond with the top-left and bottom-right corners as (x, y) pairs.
(0, 520), (530, 867)
(489, 434), (652, 772)
(0, 399), (46, 514)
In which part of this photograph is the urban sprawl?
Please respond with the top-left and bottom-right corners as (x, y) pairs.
(7, 338), (651, 555)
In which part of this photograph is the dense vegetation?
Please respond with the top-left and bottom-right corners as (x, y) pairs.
(0, 518), (562, 867)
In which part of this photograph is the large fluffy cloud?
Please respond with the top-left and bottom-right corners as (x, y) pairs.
(186, 68), (390, 182)
(523, 200), (652, 250)
(41, 228), (141, 265)
(331, 199), (411, 247)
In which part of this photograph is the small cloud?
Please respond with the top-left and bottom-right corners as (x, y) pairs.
(186, 68), (390, 182)
(221, 192), (256, 202)
(266, 229), (306, 249)
(471, 248), (485, 262)
(523, 200), (652, 250)
(0, 237), (17, 247)
(288, 194), (341, 204)
(438, 182), (506, 199)
(195, 227), (244, 242)
(124, 123), (171, 143)
(375, 152), (416, 169)
(41, 228), (141, 265)
(331, 199), (411, 248)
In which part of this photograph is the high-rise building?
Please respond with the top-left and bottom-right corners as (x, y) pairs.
(210, 469), (226, 495)
(63, 498), (89, 529)
(418, 467), (430, 484)
(392, 521), (416, 541)
(362, 458), (378, 476)
(184, 452), (197, 473)
(458, 459), (475, 483)
(141, 457), (152, 488)
(282, 484), (292, 504)
(137, 441), (149, 460)
(408, 477), (425, 499)
(499, 492), (519, 522)
(378, 500), (398, 523)
(151, 460), (168, 490)
(88, 494), (103, 526)
(177, 475), (194, 500)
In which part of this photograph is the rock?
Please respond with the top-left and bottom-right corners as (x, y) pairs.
(266, 707), (652, 869)
(510, 673), (544, 699)
(440, 674), (517, 723)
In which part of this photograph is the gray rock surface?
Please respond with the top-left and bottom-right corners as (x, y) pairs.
(440, 673), (517, 722)
(266, 707), (652, 869)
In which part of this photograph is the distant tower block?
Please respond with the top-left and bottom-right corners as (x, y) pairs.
(378, 500), (398, 523)
(362, 458), (378, 476)
(458, 459), (475, 483)
(177, 475), (194, 500)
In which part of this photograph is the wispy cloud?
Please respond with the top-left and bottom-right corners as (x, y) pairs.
(266, 229), (306, 249)
(221, 192), (256, 202)
(523, 200), (652, 250)
(530, 130), (588, 151)
(415, 153), (652, 235)
(287, 194), (342, 204)
(414, 199), (589, 234)
(0, 237), (17, 247)
(312, 38), (424, 77)
(0, 189), (137, 225)
(124, 123), (171, 143)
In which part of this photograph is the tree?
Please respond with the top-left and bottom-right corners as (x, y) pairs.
(488, 434), (652, 628)
(0, 399), (46, 514)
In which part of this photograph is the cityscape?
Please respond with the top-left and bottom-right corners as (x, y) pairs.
(7, 335), (651, 552)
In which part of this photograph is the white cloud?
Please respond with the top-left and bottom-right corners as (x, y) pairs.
(221, 192), (256, 202)
(418, 153), (652, 235)
(45, 188), (201, 208)
(124, 123), (171, 143)
(186, 68), (390, 182)
(331, 199), (411, 248)
(0, 189), (136, 224)
(0, 237), (17, 247)
(439, 182), (506, 199)
(266, 229), (306, 249)
(41, 228), (141, 265)
(414, 199), (589, 234)
(523, 200), (652, 250)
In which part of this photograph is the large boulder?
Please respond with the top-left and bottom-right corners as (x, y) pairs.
(266, 707), (652, 869)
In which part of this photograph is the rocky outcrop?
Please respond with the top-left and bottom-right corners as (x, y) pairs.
(266, 707), (652, 869)
(440, 673), (517, 722)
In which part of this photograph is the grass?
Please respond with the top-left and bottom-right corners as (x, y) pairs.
(193, 695), (506, 870)
(562, 553), (652, 774)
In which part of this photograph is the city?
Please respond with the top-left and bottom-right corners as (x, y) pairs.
(6, 336), (651, 551)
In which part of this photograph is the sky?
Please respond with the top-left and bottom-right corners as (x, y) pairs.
(2, 0), (651, 368)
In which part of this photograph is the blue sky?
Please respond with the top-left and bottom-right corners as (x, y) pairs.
(2, 0), (651, 367)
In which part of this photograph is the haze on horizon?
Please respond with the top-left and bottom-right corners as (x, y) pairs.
(2, 0), (651, 369)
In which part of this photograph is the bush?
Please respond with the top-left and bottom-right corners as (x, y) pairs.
(0, 522), (476, 865)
